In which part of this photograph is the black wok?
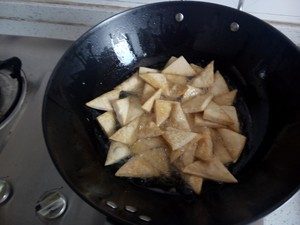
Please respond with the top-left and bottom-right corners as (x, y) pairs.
(42, 1), (300, 225)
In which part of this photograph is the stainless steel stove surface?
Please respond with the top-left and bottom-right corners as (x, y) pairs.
(0, 35), (110, 225)
(0, 35), (299, 225)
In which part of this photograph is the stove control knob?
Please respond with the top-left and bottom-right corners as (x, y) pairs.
(0, 179), (12, 204)
(35, 191), (67, 220)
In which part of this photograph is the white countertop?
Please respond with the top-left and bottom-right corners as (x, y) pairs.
(253, 191), (300, 225)
(0, 0), (300, 45)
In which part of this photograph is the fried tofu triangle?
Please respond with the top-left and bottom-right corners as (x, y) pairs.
(162, 56), (196, 77)
(96, 111), (116, 136)
(110, 117), (140, 145)
(155, 100), (173, 126)
(105, 141), (131, 166)
(218, 128), (246, 162)
(213, 89), (237, 106)
(183, 174), (204, 194)
(139, 147), (170, 176)
(163, 128), (198, 150)
(189, 61), (214, 88)
(131, 137), (167, 155)
(116, 156), (160, 178)
(183, 158), (237, 183)
(203, 101), (233, 125)
(182, 93), (213, 113)
(86, 89), (120, 111)
(138, 115), (163, 139)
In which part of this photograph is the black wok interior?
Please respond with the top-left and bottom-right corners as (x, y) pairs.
(43, 2), (300, 225)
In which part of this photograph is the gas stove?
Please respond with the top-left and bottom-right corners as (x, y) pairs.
(0, 34), (299, 225)
(0, 35), (111, 225)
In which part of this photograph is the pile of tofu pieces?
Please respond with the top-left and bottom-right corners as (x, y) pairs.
(86, 56), (246, 194)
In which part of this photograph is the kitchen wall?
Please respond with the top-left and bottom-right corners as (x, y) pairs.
(0, 0), (299, 45)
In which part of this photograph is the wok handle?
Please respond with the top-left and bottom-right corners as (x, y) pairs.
(237, 0), (245, 11)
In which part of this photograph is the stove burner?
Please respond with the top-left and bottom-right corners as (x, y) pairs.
(0, 57), (25, 126)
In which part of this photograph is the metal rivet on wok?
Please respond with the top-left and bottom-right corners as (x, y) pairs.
(106, 201), (117, 209)
(125, 205), (137, 213)
(230, 22), (240, 32)
(259, 71), (266, 79)
(139, 215), (151, 222)
(175, 13), (184, 22)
